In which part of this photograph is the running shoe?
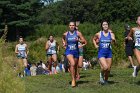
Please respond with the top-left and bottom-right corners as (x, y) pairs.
(132, 66), (138, 77)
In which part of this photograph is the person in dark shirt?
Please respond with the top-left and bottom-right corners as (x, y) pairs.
(124, 24), (135, 68)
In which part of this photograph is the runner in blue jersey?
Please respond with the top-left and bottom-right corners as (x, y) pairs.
(62, 22), (87, 87)
(15, 36), (29, 77)
(127, 16), (140, 77)
(93, 21), (116, 85)
(46, 35), (59, 74)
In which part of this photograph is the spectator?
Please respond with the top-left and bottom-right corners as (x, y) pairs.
(83, 59), (90, 70)
(36, 63), (44, 75)
(30, 63), (37, 76)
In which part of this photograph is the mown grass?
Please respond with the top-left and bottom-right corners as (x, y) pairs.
(25, 67), (140, 93)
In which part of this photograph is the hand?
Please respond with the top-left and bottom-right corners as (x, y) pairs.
(63, 44), (66, 49)
(25, 53), (28, 58)
(78, 45), (83, 48)
(125, 37), (128, 40)
(95, 45), (99, 49)
(127, 37), (133, 40)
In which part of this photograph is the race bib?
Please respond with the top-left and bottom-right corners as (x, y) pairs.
(18, 51), (26, 58)
(52, 50), (56, 54)
(68, 44), (76, 50)
(135, 38), (140, 46)
(102, 43), (110, 48)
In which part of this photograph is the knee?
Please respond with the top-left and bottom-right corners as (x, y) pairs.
(107, 67), (111, 71)
(70, 63), (76, 67)
(103, 66), (109, 71)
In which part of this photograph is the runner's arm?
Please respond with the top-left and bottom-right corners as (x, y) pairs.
(77, 31), (87, 45)
(127, 28), (134, 40)
(92, 33), (99, 48)
(111, 33), (116, 44)
(25, 44), (29, 55)
(15, 45), (19, 54)
(62, 33), (67, 49)
(45, 41), (50, 51)
(56, 41), (60, 52)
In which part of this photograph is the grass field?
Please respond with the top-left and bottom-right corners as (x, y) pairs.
(25, 67), (140, 93)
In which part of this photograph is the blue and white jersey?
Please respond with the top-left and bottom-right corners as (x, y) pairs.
(65, 31), (79, 54)
(98, 31), (112, 53)
(17, 44), (26, 58)
(47, 40), (57, 54)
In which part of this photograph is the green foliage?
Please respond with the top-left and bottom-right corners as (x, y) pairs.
(34, 24), (67, 38)
(0, 0), (43, 40)
(25, 22), (133, 63)
(28, 37), (47, 63)
(5, 22), (136, 64)
(39, 0), (140, 24)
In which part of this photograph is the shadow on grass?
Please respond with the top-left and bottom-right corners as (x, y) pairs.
(109, 74), (114, 77)
(77, 80), (90, 85)
(97, 81), (119, 86)
(136, 81), (140, 85)
(69, 80), (90, 86)
(80, 75), (87, 79)
(107, 81), (119, 84)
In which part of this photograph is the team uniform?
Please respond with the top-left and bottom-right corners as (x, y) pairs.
(17, 44), (27, 59)
(46, 40), (57, 56)
(65, 31), (79, 58)
(98, 31), (112, 58)
(132, 28), (140, 77)
(134, 29), (140, 50)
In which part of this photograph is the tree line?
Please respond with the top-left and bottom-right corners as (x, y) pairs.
(0, 0), (140, 40)
(40, 0), (140, 24)
(0, 0), (43, 40)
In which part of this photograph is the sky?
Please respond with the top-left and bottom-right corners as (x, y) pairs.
(41, 0), (63, 5)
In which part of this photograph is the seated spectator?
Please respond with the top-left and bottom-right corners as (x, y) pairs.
(91, 57), (98, 69)
(36, 63), (44, 75)
(83, 59), (90, 70)
(40, 60), (47, 70)
(30, 63), (37, 76)
(24, 63), (31, 76)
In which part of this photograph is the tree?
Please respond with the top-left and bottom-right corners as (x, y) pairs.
(39, 0), (140, 24)
(0, 0), (43, 40)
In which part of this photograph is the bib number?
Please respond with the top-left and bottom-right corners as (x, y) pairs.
(102, 43), (110, 48)
(135, 38), (140, 46)
(68, 44), (76, 50)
